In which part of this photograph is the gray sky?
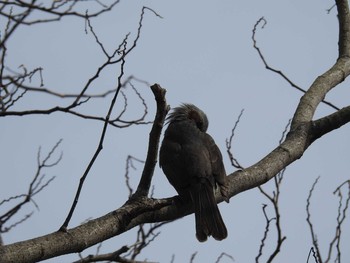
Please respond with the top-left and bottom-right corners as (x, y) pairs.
(1, 0), (350, 262)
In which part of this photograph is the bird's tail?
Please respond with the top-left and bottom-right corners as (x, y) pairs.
(191, 181), (227, 242)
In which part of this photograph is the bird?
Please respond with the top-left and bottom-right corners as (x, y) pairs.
(159, 103), (229, 242)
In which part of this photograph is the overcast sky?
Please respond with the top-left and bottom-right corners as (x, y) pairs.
(1, 0), (350, 262)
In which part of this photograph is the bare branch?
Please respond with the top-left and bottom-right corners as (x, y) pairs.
(336, 0), (350, 58)
(0, 6), (159, 129)
(133, 84), (170, 198)
(0, 140), (62, 233)
(85, 13), (109, 57)
(256, 172), (286, 263)
(189, 252), (197, 263)
(59, 6), (162, 229)
(306, 177), (322, 263)
(75, 221), (168, 263)
(256, 119), (290, 262)
(225, 0), (350, 201)
(73, 245), (129, 263)
(306, 178), (350, 263)
(113, 82), (151, 128)
(0, 1), (121, 27)
(129, 222), (168, 261)
(1, 212), (34, 234)
(226, 109), (245, 169)
(291, 0), (350, 129)
(115, 7), (163, 64)
(311, 106), (350, 143)
(326, 4), (337, 14)
(215, 252), (235, 263)
(124, 155), (145, 198)
(278, 119), (292, 145)
(306, 247), (320, 263)
(325, 180), (350, 262)
(255, 204), (275, 263)
(252, 17), (339, 111)
(59, 45), (128, 231)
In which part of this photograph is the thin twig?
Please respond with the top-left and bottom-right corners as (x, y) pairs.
(252, 17), (339, 111)
(215, 252), (235, 263)
(256, 119), (289, 262)
(124, 155), (145, 198)
(189, 252), (198, 263)
(225, 109), (245, 169)
(325, 180), (350, 262)
(0, 140), (62, 233)
(59, 6), (162, 229)
(306, 247), (320, 263)
(256, 204), (275, 263)
(306, 176), (322, 263)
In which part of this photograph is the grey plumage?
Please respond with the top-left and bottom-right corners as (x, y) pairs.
(159, 103), (228, 242)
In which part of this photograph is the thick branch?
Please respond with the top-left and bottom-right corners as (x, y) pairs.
(291, 58), (350, 129)
(0, 197), (178, 263)
(291, 0), (350, 129)
(0, 106), (340, 263)
(311, 105), (350, 142)
(336, 0), (350, 58)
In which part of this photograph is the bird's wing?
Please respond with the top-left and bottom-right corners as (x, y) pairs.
(203, 133), (229, 201)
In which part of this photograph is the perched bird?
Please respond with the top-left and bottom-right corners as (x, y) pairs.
(159, 103), (229, 242)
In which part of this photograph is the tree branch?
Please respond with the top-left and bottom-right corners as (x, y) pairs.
(306, 177), (322, 263)
(311, 105), (350, 143)
(291, 0), (350, 129)
(59, 47), (127, 231)
(252, 17), (339, 111)
(133, 84), (170, 198)
(0, 140), (62, 234)
(224, 0), (350, 199)
(336, 0), (350, 58)
(226, 109), (245, 169)
(1, 1), (350, 263)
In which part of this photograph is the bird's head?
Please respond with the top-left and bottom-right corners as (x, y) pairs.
(166, 103), (209, 132)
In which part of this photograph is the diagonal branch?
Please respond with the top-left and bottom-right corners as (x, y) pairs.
(306, 177), (322, 263)
(224, 0), (350, 203)
(226, 109), (245, 169)
(291, 0), (350, 129)
(0, 140), (62, 234)
(252, 17), (339, 111)
(59, 48), (127, 231)
(310, 105), (350, 143)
